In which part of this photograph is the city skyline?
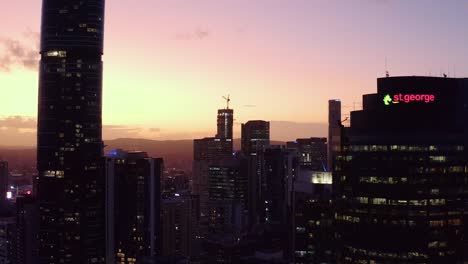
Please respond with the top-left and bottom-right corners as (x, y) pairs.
(1, 0), (468, 145)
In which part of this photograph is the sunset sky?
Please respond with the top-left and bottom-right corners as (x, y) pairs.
(1, 0), (468, 146)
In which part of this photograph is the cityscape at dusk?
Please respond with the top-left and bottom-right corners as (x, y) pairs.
(0, 0), (467, 263)
(2, 1), (468, 144)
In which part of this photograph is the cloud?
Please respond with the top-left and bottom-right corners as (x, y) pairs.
(0, 116), (37, 146)
(0, 33), (40, 72)
(0, 116), (36, 129)
(173, 28), (212, 40)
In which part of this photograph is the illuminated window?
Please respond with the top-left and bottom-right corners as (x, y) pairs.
(371, 198), (386, 205)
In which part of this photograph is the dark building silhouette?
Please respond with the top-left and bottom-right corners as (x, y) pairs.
(36, 0), (106, 262)
(160, 193), (194, 258)
(208, 155), (248, 231)
(192, 137), (232, 220)
(15, 196), (39, 264)
(293, 171), (333, 263)
(193, 105), (235, 224)
(287, 137), (327, 171)
(328, 99), (341, 172)
(261, 146), (298, 261)
(0, 161), (7, 203)
(105, 150), (163, 263)
(241, 121), (270, 156)
(0, 216), (16, 263)
(334, 76), (468, 263)
(241, 121), (270, 227)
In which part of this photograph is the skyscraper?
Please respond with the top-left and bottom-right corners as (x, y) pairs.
(216, 108), (234, 142)
(328, 99), (341, 172)
(105, 150), (163, 263)
(0, 161), (7, 202)
(334, 76), (468, 263)
(160, 193), (194, 258)
(37, 0), (106, 262)
(192, 137), (232, 220)
(241, 120), (270, 156)
(240, 120), (270, 227)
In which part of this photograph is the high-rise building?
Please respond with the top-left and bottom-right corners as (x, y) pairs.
(192, 137), (232, 220)
(0, 161), (7, 202)
(208, 155), (248, 231)
(334, 76), (468, 263)
(328, 99), (341, 172)
(36, 0), (106, 262)
(216, 109), (234, 142)
(287, 137), (327, 171)
(15, 196), (39, 264)
(105, 150), (163, 263)
(240, 120), (270, 227)
(241, 121), (270, 156)
(293, 171), (333, 263)
(0, 216), (16, 263)
(261, 146), (299, 261)
(160, 193), (193, 258)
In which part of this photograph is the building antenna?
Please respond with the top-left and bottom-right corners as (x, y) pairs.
(385, 56), (389, 77)
(222, 95), (231, 109)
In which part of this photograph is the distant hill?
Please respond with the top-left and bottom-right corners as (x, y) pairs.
(104, 138), (285, 169)
(0, 138), (286, 172)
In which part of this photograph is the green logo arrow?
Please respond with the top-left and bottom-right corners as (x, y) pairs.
(383, 94), (392, 106)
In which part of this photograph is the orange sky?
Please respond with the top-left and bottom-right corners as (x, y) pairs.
(1, 0), (468, 146)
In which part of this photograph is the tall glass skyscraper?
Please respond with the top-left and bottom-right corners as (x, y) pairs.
(37, 0), (106, 262)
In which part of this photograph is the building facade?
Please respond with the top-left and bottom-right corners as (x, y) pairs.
(37, 0), (106, 262)
(328, 99), (341, 172)
(0, 162), (7, 203)
(241, 120), (270, 228)
(287, 138), (327, 171)
(241, 121), (270, 156)
(105, 150), (163, 263)
(334, 76), (468, 263)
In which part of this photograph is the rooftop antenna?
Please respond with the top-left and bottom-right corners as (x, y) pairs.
(385, 56), (389, 77)
(222, 95), (231, 109)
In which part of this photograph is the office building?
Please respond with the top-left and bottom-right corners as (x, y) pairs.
(16, 196), (39, 264)
(105, 150), (163, 263)
(216, 109), (234, 143)
(334, 76), (468, 263)
(208, 156), (248, 210)
(293, 171), (333, 263)
(287, 137), (327, 171)
(192, 137), (232, 219)
(36, 0), (106, 262)
(0, 217), (16, 263)
(261, 146), (299, 261)
(241, 121), (270, 227)
(160, 194), (193, 258)
(0, 162), (7, 203)
(207, 155), (248, 232)
(241, 121), (270, 156)
(328, 99), (341, 172)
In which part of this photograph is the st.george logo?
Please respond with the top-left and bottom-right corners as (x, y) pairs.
(383, 94), (393, 105)
(383, 93), (435, 106)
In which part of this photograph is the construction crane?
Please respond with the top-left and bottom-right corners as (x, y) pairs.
(222, 95), (231, 109)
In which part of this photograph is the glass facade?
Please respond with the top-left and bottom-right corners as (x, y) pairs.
(334, 77), (468, 263)
(37, 0), (106, 262)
